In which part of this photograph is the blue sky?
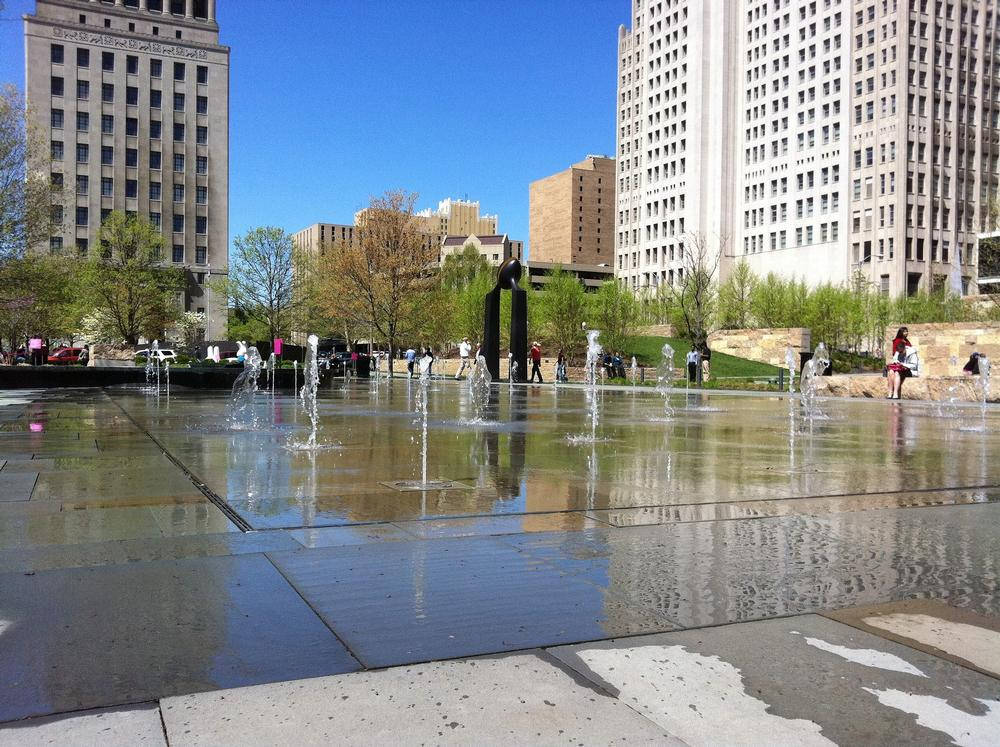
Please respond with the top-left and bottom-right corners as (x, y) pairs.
(1, 0), (628, 254)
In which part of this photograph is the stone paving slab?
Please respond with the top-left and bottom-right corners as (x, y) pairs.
(159, 651), (680, 746)
(0, 530), (301, 574)
(0, 505), (166, 550)
(0, 704), (165, 746)
(394, 512), (604, 539)
(549, 613), (1000, 746)
(287, 523), (415, 548)
(266, 536), (678, 669)
(0, 471), (37, 501)
(826, 599), (1000, 680)
(29, 467), (200, 503)
(0, 553), (360, 722)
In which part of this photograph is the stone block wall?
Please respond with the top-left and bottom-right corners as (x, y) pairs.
(639, 324), (676, 337)
(706, 328), (811, 368)
(886, 322), (1000, 377)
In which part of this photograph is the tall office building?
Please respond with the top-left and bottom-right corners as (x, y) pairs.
(614, 0), (740, 292)
(617, 0), (1000, 297)
(529, 155), (615, 266)
(25, 0), (230, 337)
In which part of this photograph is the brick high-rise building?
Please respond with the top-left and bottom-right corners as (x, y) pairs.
(25, 0), (229, 337)
(529, 155), (615, 266)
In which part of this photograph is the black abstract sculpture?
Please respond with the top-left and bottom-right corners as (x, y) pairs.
(483, 258), (527, 382)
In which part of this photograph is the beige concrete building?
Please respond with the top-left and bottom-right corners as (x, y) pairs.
(529, 155), (615, 266)
(618, 0), (1000, 298)
(414, 198), (498, 238)
(290, 222), (356, 258)
(440, 234), (523, 266)
(525, 260), (614, 292)
(25, 0), (229, 338)
(614, 0), (741, 293)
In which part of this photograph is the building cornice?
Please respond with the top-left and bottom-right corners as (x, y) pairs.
(30, 0), (219, 32)
(25, 11), (229, 59)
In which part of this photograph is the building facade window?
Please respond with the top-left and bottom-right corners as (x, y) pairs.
(101, 176), (113, 197)
(51, 109), (63, 128)
(196, 125), (207, 144)
(195, 246), (206, 264)
(125, 179), (137, 198)
(150, 151), (161, 170)
(173, 153), (184, 172)
(50, 43), (63, 64)
(101, 83), (114, 103)
(102, 51), (114, 71)
(173, 184), (184, 202)
(51, 76), (64, 96)
(150, 58), (162, 78)
(150, 181), (161, 200)
(125, 148), (137, 167)
(126, 55), (138, 74)
(76, 143), (88, 163)
(101, 114), (113, 133)
(75, 206), (88, 226)
(150, 89), (162, 108)
(195, 215), (207, 234)
(195, 185), (207, 204)
(101, 145), (113, 165)
(126, 117), (138, 136)
(196, 65), (207, 84)
(150, 120), (161, 139)
(173, 123), (184, 141)
(76, 48), (89, 67)
(51, 140), (63, 159)
(172, 244), (184, 263)
(172, 213), (184, 232)
(173, 62), (185, 81)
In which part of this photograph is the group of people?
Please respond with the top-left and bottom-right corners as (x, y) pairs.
(685, 346), (712, 383)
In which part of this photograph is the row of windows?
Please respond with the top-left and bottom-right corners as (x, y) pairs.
(51, 235), (209, 266)
(52, 139), (210, 165)
(50, 45), (208, 84)
(50, 78), (209, 114)
(51, 110), (208, 139)
(67, 175), (208, 203)
(741, 221), (840, 254)
(60, 205), (208, 234)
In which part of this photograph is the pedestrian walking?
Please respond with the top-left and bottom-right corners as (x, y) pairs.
(886, 327), (912, 399)
(405, 347), (416, 378)
(28, 336), (43, 366)
(700, 345), (712, 381)
(423, 346), (435, 377)
(686, 347), (700, 383)
(529, 342), (543, 383)
(556, 349), (567, 382)
(455, 338), (472, 379)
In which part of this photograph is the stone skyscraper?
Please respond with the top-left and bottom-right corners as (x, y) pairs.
(24, 0), (229, 338)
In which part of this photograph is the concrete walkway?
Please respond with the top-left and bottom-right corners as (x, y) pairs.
(3, 603), (998, 746)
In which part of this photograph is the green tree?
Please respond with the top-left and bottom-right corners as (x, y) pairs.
(225, 226), (298, 342)
(82, 211), (184, 344)
(318, 190), (438, 373)
(0, 84), (56, 259)
(0, 252), (82, 350)
(716, 260), (757, 329)
(441, 243), (490, 290)
(537, 267), (587, 359)
(662, 232), (722, 349)
(589, 278), (640, 355)
(449, 268), (493, 344)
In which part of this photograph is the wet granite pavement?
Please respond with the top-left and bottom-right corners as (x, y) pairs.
(0, 383), (998, 740)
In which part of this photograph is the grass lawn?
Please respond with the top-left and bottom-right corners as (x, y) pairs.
(626, 336), (782, 379)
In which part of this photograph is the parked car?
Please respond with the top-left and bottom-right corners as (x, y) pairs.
(135, 348), (178, 362)
(47, 347), (85, 365)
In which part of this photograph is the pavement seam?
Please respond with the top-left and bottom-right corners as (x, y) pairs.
(103, 392), (253, 532)
(157, 703), (171, 746)
(817, 610), (1000, 683)
(260, 551), (368, 670)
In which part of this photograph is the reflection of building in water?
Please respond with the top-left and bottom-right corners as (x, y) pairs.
(600, 507), (998, 631)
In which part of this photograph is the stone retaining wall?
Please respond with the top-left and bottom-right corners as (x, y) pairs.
(707, 328), (811, 368)
(885, 322), (1000, 377)
(640, 324), (675, 337)
(815, 373), (995, 402)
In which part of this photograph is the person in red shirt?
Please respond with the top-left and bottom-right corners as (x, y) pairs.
(529, 342), (543, 383)
(886, 327), (909, 399)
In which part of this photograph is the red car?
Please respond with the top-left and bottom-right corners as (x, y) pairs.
(47, 347), (85, 365)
